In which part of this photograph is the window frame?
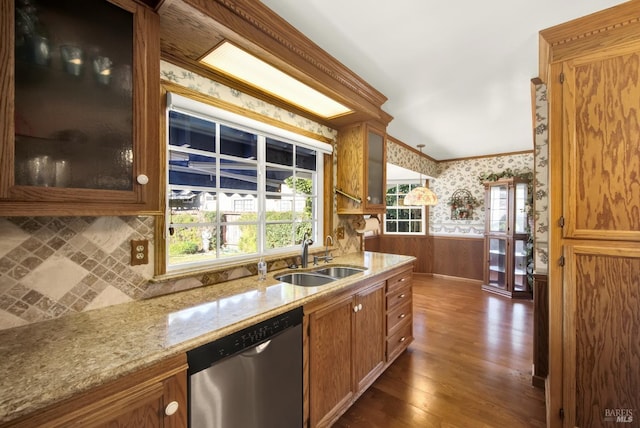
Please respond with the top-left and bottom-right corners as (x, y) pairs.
(384, 181), (426, 235)
(163, 93), (330, 273)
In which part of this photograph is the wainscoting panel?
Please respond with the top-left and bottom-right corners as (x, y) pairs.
(431, 236), (483, 280)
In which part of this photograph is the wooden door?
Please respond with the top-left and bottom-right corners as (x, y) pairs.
(559, 52), (640, 427)
(353, 281), (385, 392)
(308, 295), (354, 428)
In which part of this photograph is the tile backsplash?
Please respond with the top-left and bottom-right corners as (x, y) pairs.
(0, 215), (362, 331)
(0, 216), (154, 330)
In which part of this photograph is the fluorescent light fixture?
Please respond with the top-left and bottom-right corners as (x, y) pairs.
(200, 42), (352, 118)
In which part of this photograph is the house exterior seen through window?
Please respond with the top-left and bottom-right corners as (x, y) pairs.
(384, 183), (424, 234)
(166, 93), (328, 271)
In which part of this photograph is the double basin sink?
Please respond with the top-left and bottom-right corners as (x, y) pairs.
(275, 266), (366, 287)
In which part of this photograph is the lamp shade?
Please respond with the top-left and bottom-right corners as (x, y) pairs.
(403, 186), (438, 206)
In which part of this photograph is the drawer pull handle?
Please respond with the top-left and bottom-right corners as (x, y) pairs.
(399, 336), (406, 343)
(400, 277), (406, 282)
(165, 401), (179, 416)
(398, 313), (406, 319)
(398, 294), (405, 299)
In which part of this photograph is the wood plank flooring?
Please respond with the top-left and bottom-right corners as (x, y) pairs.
(334, 275), (546, 428)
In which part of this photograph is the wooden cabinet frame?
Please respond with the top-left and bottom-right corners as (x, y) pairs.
(0, 0), (161, 216)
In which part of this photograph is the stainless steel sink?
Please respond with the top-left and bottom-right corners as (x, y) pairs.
(274, 272), (337, 286)
(275, 265), (367, 286)
(311, 266), (366, 278)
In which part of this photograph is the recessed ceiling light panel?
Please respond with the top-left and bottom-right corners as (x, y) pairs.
(201, 42), (352, 118)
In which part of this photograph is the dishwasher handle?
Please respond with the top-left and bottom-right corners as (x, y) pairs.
(241, 339), (272, 357)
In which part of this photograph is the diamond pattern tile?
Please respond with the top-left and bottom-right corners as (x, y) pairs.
(21, 256), (89, 301)
(82, 217), (135, 254)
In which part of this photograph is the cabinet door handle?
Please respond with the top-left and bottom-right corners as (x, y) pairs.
(398, 313), (406, 319)
(165, 401), (179, 416)
(136, 174), (149, 185)
(353, 305), (358, 313)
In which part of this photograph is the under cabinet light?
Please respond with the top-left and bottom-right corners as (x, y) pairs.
(200, 42), (352, 119)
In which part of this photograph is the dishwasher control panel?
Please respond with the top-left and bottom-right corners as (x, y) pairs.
(187, 306), (303, 375)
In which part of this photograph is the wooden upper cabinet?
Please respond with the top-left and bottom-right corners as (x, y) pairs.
(0, 0), (161, 216)
(336, 122), (387, 214)
(562, 53), (640, 241)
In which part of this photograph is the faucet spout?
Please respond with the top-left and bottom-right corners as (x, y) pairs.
(301, 232), (313, 268)
(324, 235), (334, 262)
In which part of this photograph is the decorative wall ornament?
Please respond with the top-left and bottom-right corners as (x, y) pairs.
(447, 189), (479, 220)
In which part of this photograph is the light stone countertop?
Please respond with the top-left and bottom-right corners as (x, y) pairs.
(0, 251), (415, 424)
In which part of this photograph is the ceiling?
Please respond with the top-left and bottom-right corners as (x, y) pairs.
(261, 0), (626, 160)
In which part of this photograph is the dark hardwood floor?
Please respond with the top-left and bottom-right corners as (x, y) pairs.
(334, 275), (546, 428)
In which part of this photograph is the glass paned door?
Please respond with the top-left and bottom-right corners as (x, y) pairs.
(14, 0), (134, 190)
(487, 238), (507, 289)
(366, 129), (384, 206)
(488, 185), (508, 232)
(513, 238), (528, 292)
(514, 182), (528, 234)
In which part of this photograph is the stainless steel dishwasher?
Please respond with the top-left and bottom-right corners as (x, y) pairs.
(187, 307), (303, 428)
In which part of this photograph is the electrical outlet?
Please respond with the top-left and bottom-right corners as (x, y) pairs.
(336, 227), (345, 240)
(130, 239), (148, 266)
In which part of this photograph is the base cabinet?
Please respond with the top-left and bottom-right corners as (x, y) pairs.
(307, 281), (385, 428)
(2, 354), (187, 428)
(306, 265), (413, 428)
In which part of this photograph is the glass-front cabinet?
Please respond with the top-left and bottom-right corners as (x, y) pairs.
(337, 122), (386, 214)
(482, 178), (532, 298)
(0, 0), (160, 215)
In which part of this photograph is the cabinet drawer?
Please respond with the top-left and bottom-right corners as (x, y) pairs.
(386, 284), (411, 311)
(387, 299), (412, 335)
(386, 318), (412, 362)
(386, 269), (412, 293)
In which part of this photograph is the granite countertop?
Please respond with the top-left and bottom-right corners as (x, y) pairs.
(0, 251), (415, 424)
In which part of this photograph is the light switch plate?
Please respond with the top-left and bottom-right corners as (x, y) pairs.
(130, 239), (149, 266)
(336, 227), (345, 240)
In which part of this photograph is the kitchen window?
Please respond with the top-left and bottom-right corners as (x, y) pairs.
(384, 183), (424, 234)
(165, 93), (329, 271)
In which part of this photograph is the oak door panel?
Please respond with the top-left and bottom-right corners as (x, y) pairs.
(308, 296), (354, 428)
(564, 243), (640, 427)
(353, 282), (385, 392)
(563, 54), (640, 240)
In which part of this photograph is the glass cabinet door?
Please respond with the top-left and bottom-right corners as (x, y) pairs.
(513, 238), (528, 292)
(14, 0), (134, 191)
(488, 184), (508, 233)
(366, 128), (384, 207)
(514, 182), (528, 234)
(487, 238), (507, 289)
